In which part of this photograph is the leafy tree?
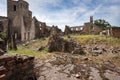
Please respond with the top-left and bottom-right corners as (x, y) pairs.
(94, 19), (111, 29)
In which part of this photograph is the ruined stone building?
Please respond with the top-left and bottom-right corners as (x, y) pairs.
(7, 0), (36, 41)
(32, 17), (62, 38)
(0, 0), (62, 42)
(1, 0), (120, 43)
(64, 16), (104, 35)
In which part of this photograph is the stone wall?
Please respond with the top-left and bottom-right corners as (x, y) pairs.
(0, 17), (8, 36)
(50, 26), (62, 35)
(64, 25), (71, 35)
(70, 26), (83, 34)
(82, 22), (91, 34)
(92, 25), (103, 34)
(64, 25), (83, 35)
(7, 0), (33, 41)
(47, 34), (85, 54)
(0, 54), (36, 80)
(110, 27), (120, 38)
(0, 39), (6, 55)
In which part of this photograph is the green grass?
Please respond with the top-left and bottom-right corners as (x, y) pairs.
(8, 38), (49, 56)
(70, 34), (120, 46)
(8, 45), (48, 56)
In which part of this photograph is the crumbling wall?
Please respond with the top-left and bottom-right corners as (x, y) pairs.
(110, 27), (120, 38)
(0, 54), (36, 80)
(50, 26), (62, 35)
(47, 34), (85, 54)
(0, 17), (8, 37)
(82, 22), (91, 34)
(0, 39), (6, 55)
(64, 25), (72, 35)
(92, 25), (103, 34)
(0, 19), (7, 54)
(70, 26), (83, 34)
(33, 17), (42, 39)
(7, 0), (34, 41)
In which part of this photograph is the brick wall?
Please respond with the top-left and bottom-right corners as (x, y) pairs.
(0, 54), (36, 80)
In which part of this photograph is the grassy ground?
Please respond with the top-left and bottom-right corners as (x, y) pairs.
(8, 38), (49, 56)
(8, 34), (120, 67)
(66, 34), (120, 46)
(8, 35), (120, 56)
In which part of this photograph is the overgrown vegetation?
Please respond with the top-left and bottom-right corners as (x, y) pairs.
(8, 38), (49, 56)
(9, 35), (120, 56)
(94, 19), (111, 29)
(8, 34), (120, 67)
(71, 34), (120, 46)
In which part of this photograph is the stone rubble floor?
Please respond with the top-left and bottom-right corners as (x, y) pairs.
(34, 53), (120, 80)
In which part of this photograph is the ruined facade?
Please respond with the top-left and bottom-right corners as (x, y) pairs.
(64, 16), (104, 35)
(0, 0), (61, 42)
(7, 0), (35, 41)
(32, 17), (62, 38)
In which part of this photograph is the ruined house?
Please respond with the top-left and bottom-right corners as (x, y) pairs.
(64, 16), (104, 35)
(0, 0), (60, 42)
(32, 17), (62, 38)
(7, 0), (40, 41)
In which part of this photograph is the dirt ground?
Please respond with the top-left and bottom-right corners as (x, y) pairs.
(34, 53), (120, 80)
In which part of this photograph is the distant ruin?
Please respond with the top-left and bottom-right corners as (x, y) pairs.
(64, 16), (106, 35)
(64, 16), (120, 37)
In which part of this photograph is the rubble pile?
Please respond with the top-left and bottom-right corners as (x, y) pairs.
(47, 34), (85, 54)
(0, 38), (6, 55)
(0, 54), (36, 80)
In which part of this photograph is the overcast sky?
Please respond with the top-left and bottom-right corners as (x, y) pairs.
(0, 0), (120, 31)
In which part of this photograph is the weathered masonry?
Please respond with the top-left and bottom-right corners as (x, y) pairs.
(0, 54), (36, 80)
(0, 0), (62, 42)
(7, 0), (35, 41)
(64, 16), (104, 35)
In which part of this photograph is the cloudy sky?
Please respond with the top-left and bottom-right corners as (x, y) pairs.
(0, 0), (120, 31)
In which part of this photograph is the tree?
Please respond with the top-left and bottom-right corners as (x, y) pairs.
(94, 19), (111, 29)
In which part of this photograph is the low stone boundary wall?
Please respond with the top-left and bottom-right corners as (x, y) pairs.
(0, 54), (36, 80)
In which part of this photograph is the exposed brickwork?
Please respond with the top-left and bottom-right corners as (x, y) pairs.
(0, 54), (36, 80)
